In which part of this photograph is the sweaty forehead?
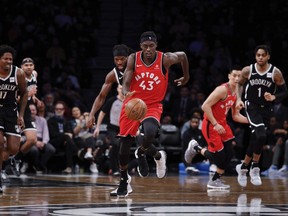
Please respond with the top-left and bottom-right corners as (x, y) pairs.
(1, 53), (13, 59)
(22, 63), (34, 66)
(231, 70), (241, 74)
(256, 49), (268, 55)
(141, 41), (156, 46)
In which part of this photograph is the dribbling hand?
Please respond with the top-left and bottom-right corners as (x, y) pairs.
(86, 115), (95, 128)
(174, 77), (189, 86)
(236, 100), (244, 110)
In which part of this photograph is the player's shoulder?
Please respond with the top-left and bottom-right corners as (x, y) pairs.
(33, 70), (38, 76)
(15, 67), (24, 75)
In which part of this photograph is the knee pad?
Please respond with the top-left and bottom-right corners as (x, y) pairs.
(223, 139), (234, 164)
(205, 150), (226, 170)
(118, 136), (134, 166)
(139, 118), (159, 149)
(254, 126), (266, 154)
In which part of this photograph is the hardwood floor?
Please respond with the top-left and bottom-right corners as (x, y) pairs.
(0, 172), (287, 215)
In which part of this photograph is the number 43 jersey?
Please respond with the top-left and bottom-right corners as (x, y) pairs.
(245, 63), (276, 106)
(131, 51), (168, 106)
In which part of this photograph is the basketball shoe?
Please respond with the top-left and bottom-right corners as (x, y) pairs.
(250, 166), (262, 186)
(0, 176), (2, 194)
(184, 139), (199, 164)
(236, 163), (248, 187)
(116, 175), (130, 197)
(110, 174), (132, 196)
(154, 150), (167, 178)
(10, 157), (21, 177)
(207, 178), (230, 190)
(135, 147), (149, 177)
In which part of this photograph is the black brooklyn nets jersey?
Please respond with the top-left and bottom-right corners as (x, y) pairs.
(113, 67), (124, 85)
(0, 65), (19, 109)
(26, 70), (37, 103)
(244, 63), (276, 106)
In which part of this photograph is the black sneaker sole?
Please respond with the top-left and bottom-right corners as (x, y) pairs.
(137, 166), (149, 178)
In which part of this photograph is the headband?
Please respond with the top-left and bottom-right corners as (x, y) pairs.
(140, 35), (157, 43)
(113, 49), (129, 57)
(21, 58), (34, 65)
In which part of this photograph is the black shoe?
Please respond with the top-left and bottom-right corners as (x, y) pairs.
(134, 147), (149, 177)
(116, 177), (128, 197)
(10, 157), (21, 177)
(0, 175), (3, 193)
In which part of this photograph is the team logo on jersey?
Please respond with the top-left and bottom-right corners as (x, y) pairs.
(10, 77), (15, 82)
(15, 125), (21, 133)
(267, 72), (272, 78)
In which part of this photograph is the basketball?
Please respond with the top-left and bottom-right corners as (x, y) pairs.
(125, 98), (147, 121)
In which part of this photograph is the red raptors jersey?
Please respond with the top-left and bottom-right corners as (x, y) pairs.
(204, 83), (236, 125)
(130, 51), (168, 106)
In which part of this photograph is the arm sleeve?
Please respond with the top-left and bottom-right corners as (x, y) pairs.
(275, 83), (288, 103)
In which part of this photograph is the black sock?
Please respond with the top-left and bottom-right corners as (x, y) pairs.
(194, 145), (202, 153)
(120, 169), (128, 180)
(241, 163), (248, 169)
(212, 172), (221, 181)
(251, 161), (259, 168)
(14, 151), (23, 161)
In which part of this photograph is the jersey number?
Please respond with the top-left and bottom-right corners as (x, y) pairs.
(0, 91), (7, 99)
(139, 80), (154, 90)
(257, 87), (261, 97)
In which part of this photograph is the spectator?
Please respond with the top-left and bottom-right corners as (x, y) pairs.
(94, 85), (124, 175)
(70, 106), (98, 174)
(47, 101), (78, 174)
(182, 114), (207, 174)
(268, 119), (288, 175)
(21, 104), (56, 174)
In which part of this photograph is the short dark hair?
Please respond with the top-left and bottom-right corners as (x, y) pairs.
(113, 44), (130, 57)
(140, 31), (157, 43)
(0, 44), (16, 58)
(229, 65), (242, 74)
(254, 44), (271, 56)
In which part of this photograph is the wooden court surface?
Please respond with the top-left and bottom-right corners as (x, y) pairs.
(0, 172), (287, 215)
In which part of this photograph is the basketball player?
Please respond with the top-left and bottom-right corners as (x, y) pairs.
(0, 45), (28, 192)
(86, 44), (133, 128)
(185, 67), (248, 190)
(236, 45), (288, 187)
(86, 44), (134, 196)
(9, 58), (38, 176)
(116, 31), (190, 197)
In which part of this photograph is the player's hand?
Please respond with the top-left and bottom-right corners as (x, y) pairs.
(124, 90), (136, 99)
(213, 123), (226, 134)
(264, 92), (276, 101)
(93, 127), (100, 138)
(17, 117), (25, 130)
(174, 77), (189, 86)
(236, 100), (244, 110)
(86, 115), (95, 128)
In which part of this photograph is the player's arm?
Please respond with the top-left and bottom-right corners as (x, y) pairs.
(17, 68), (28, 127)
(264, 68), (288, 103)
(231, 104), (249, 124)
(122, 53), (136, 97)
(236, 66), (249, 108)
(94, 111), (106, 137)
(201, 86), (226, 126)
(87, 70), (116, 128)
(164, 52), (190, 86)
